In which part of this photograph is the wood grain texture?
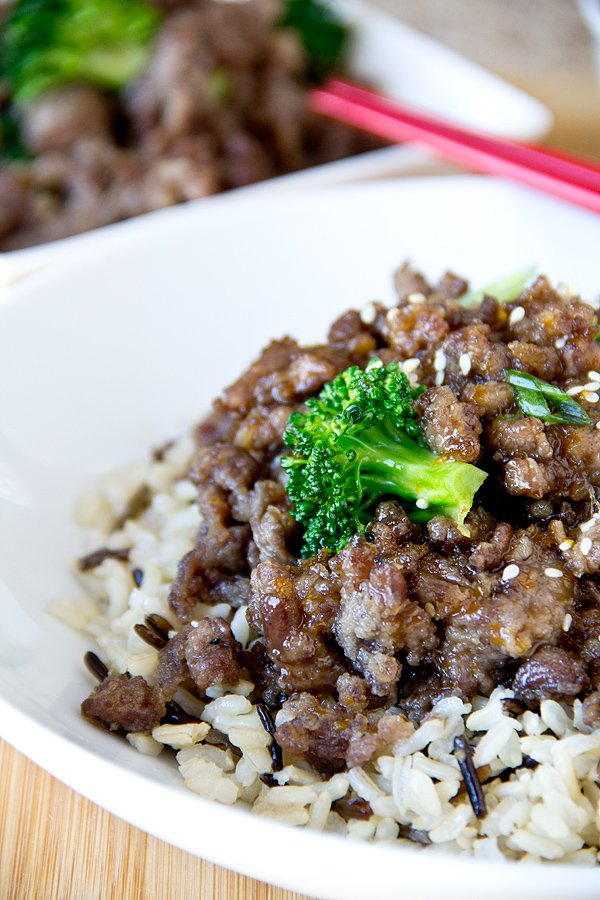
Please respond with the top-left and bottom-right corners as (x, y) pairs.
(0, 739), (316, 900)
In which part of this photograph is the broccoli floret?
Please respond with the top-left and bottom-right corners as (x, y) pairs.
(0, 0), (161, 105)
(282, 360), (487, 556)
(280, 0), (349, 82)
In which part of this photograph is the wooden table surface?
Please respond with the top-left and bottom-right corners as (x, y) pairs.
(3, 3), (600, 899)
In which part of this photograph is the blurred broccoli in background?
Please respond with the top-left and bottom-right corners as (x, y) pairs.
(0, 0), (162, 105)
(280, 0), (349, 81)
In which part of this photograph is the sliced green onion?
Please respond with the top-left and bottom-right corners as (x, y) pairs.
(505, 369), (591, 427)
(458, 265), (537, 309)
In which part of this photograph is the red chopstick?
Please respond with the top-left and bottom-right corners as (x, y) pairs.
(309, 79), (600, 214)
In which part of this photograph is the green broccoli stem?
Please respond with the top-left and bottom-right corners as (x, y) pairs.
(338, 422), (486, 526)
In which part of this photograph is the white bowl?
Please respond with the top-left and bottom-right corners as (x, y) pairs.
(2, 176), (599, 900)
(0, 0), (552, 282)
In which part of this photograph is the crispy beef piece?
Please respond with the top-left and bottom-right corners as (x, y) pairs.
(275, 676), (413, 773)
(508, 278), (600, 372)
(412, 554), (474, 620)
(249, 559), (345, 694)
(507, 341), (560, 381)
(219, 338), (351, 415)
(435, 271), (469, 300)
(393, 262), (432, 301)
(250, 504), (298, 566)
(384, 301), (450, 359)
(426, 515), (473, 553)
(188, 442), (259, 493)
(559, 428), (600, 491)
(233, 404), (294, 453)
(485, 417), (561, 500)
(244, 640), (284, 707)
(414, 386), (482, 463)
(81, 674), (165, 733)
(461, 382), (514, 418)
(330, 542), (437, 696)
(169, 546), (209, 623)
(155, 619), (242, 698)
(429, 643), (507, 701)
(549, 519), (600, 578)
(409, 526), (576, 703)
(366, 500), (421, 556)
(220, 338), (300, 414)
(503, 458), (550, 499)
(194, 405), (240, 447)
(487, 417), (553, 463)
(582, 691), (600, 728)
(207, 575), (251, 608)
(185, 617), (243, 689)
(559, 595), (600, 688)
(442, 323), (511, 385)
(327, 309), (378, 360)
(253, 348), (348, 407)
(0, 169), (29, 241)
(448, 528), (575, 658)
(512, 645), (586, 707)
(20, 85), (112, 155)
(468, 522), (513, 571)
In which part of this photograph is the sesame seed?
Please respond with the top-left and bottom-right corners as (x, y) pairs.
(583, 392), (600, 403)
(589, 371), (600, 382)
(416, 498), (429, 509)
(190, 620), (199, 627)
(562, 613), (572, 632)
(434, 349), (446, 371)
(386, 308), (400, 323)
(361, 302), (377, 325)
(509, 306), (525, 325)
(566, 385), (585, 396)
(459, 353), (472, 376)
(502, 564), (520, 581)
(555, 336), (567, 349)
(584, 382), (600, 392)
(581, 537), (593, 556)
(403, 358), (420, 373)
(435, 371), (445, 386)
(596, 422), (600, 431)
(580, 518), (598, 533)
(544, 567), (563, 578)
(557, 283), (576, 300)
(559, 539), (574, 550)
(408, 292), (426, 304)
(408, 373), (420, 388)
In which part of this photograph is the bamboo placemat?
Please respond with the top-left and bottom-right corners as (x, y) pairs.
(0, 737), (316, 900)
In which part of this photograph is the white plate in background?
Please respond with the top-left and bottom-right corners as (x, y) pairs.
(1, 176), (600, 900)
(0, 0), (551, 282)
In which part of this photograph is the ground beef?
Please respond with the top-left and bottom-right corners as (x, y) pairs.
(330, 541), (437, 695)
(274, 675), (413, 773)
(81, 674), (165, 733)
(414, 386), (482, 463)
(183, 617), (243, 690)
(84, 263), (600, 776)
(249, 559), (345, 694)
(512, 645), (586, 707)
(0, 0), (384, 250)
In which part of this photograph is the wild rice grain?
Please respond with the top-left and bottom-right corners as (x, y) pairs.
(84, 651), (109, 682)
(134, 622), (168, 650)
(453, 736), (487, 819)
(257, 701), (283, 771)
